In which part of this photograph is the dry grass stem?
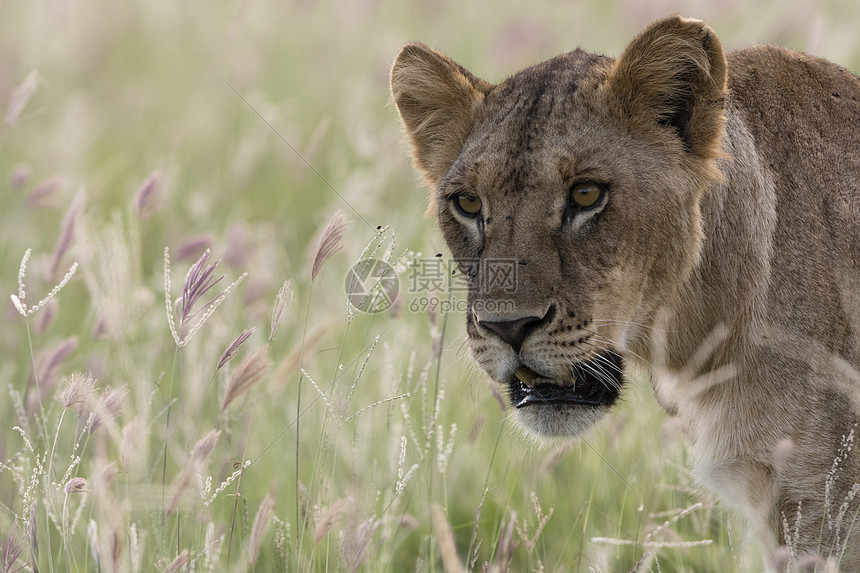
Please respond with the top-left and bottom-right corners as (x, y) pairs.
(27, 502), (37, 569)
(432, 504), (464, 573)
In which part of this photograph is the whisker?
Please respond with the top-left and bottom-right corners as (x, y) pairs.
(577, 360), (622, 391)
(583, 329), (652, 367)
(543, 334), (625, 391)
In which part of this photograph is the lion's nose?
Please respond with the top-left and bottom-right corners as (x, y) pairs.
(478, 306), (555, 352)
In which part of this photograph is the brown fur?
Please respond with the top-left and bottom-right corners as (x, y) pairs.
(392, 16), (860, 566)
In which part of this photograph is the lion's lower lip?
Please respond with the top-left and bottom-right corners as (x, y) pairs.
(509, 351), (623, 409)
(510, 379), (608, 407)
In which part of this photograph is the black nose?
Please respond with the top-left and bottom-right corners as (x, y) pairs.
(478, 306), (554, 352)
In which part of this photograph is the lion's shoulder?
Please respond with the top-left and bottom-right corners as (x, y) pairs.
(726, 45), (860, 146)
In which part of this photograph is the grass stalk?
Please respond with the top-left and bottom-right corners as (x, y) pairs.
(160, 347), (180, 558)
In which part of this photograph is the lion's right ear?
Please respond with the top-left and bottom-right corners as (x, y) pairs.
(391, 43), (491, 187)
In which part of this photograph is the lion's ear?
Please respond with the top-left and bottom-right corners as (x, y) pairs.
(604, 16), (727, 160)
(391, 43), (491, 187)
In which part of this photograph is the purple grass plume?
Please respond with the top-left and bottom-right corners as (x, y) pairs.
(131, 171), (161, 219)
(0, 523), (26, 573)
(164, 247), (247, 347)
(217, 328), (254, 370)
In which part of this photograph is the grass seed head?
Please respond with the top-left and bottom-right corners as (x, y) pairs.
(175, 236), (213, 263)
(190, 430), (220, 465)
(132, 171), (161, 219)
(90, 386), (128, 434)
(310, 210), (348, 280)
(25, 177), (63, 208)
(37, 336), (78, 391)
(5, 70), (40, 127)
(163, 549), (190, 573)
(11, 248), (78, 318)
(248, 494), (275, 567)
(269, 280), (292, 342)
(217, 329), (253, 370)
(164, 246), (247, 347)
(221, 347), (269, 411)
(64, 477), (87, 494)
(342, 516), (383, 573)
(9, 163), (30, 189)
(314, 498), (351, 545)
(58, 372), (96, 413)
(119, 418), (149, 476)
(49, 189), (84, 281)
(1, 523), (24, 573)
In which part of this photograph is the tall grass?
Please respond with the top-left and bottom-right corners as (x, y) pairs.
(1, 0), (860, 571)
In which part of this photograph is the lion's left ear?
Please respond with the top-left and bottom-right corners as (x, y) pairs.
(604, 16), (727, 161)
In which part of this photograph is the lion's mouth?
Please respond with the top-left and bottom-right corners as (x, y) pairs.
(509, 351), (623, 408)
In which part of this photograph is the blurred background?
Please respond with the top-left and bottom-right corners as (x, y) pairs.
(1, 0), (859, 571)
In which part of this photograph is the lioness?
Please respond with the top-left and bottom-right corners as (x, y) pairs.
(391, 16), (860, 566)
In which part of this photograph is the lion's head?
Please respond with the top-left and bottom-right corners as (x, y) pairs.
(391, 17), (728, 438)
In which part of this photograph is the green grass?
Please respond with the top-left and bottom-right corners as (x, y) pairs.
(1, 0), (860, 571)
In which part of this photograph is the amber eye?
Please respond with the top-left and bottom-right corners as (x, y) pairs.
(570, 182), (605, 210)
(454, 194), (482, 217)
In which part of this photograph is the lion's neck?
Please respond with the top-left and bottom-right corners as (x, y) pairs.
(640, 109), (778, 410)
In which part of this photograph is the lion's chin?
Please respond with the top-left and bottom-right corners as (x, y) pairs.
(506, 350), (624, 438)
(513, 404), (611, 439)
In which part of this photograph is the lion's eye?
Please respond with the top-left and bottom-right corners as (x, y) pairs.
(454, 194), (482, 217)
(570, 182), (605, 210)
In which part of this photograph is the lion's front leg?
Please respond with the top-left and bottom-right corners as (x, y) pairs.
(772, 428), (860, 570)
